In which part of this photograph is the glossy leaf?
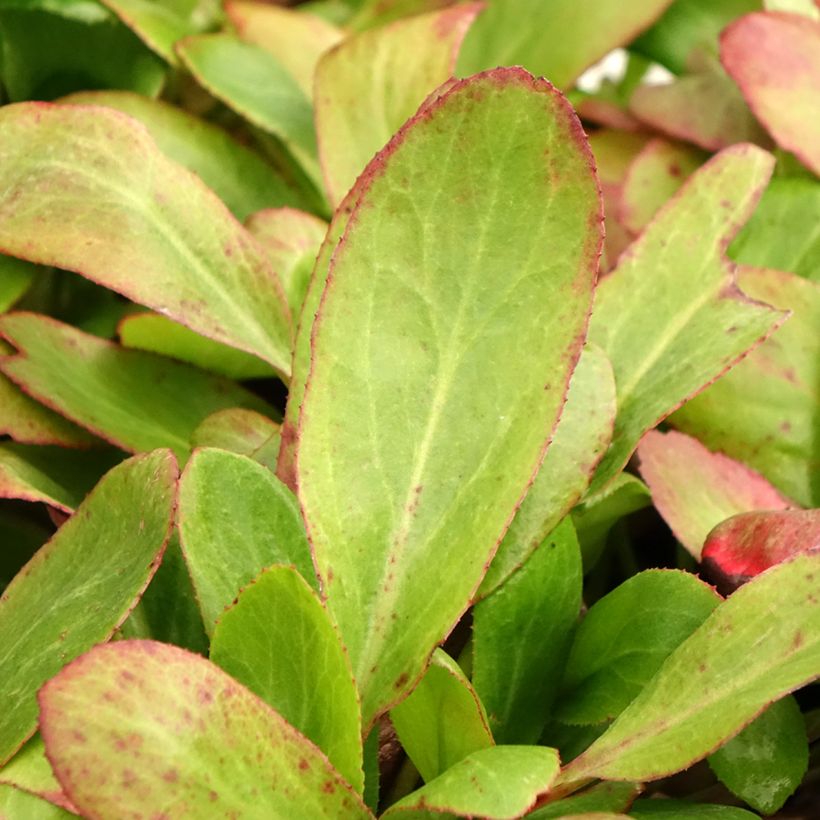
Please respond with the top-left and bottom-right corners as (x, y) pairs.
(381, 746), (560, 820)
(39, 641), (374, 819)
(588, 144), (784, 491)
(315, 4), (481, 205)
(637, 429), (793, 559)
(191, 408), (280, 470)
(0, 314), (272, 460)
(0, 103), (294, 375)
(178, 448), (316, 634)
(671, 268), (820, 506)
(297, 68), (602, 729)
(561, 551), (820, 784)
(473, 518), (582, 743)
(390, 649), (493, 783)
(0, 450), (176, 765)
(722, 12), (820, 176)
(527, 782), (639, 819)
(708, 696), (807, 814)
(556, 570), (721, 725)
(0, 255), (38, 313)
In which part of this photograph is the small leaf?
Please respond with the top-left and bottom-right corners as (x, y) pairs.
(637, 429), (793, 559)
(0, 450), (177, 764)
(560, 551), (820, 784)
(190, 407), (280, 470)
(390, 649), (493, 783)
(381, 746), (560, 820)
(555, 570), (721, 726)
(39, 641), (374, 818)
(708, 696), (808, 814)
(178, 448), (316, 634)
(211, 565), (363, 792)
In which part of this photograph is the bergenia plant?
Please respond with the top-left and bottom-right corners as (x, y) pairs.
(0, 0), (818, 818)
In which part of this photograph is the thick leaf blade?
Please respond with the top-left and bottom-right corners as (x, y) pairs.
(296, 68), (602, 729)
(0, 734), (75, 814)
(0, 450), (176, 765)
(191, 407), (280, 470)
(39, 641), (374, 819)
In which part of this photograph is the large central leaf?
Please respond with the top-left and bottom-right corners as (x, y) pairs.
(296, 68), (602, 729)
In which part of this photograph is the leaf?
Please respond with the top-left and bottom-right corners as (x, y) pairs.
(381, 746), (560, 820)
(473, 518), (582, 743)
(560, 551), (820, 784)
(0, 255), (38, 313)
(0, 784), (74, 819)
(527, 782), (639, 819)
(587, 144), (785, 491)
(0, 450), (176, 765)
(178, 448), (316, 634)
(38, 641), (375, 818)
(0, 509), (50, 591)
(456, 0), (674, 89)
(670, 268), (820, 506)
(0, 735), (75, 814)
(314, 4), (481, 206)
(296, 68), (602, 729)
(191, 408), (280, 471)
(708, 696), (807, 814)
(629, 800), (761, 818)
(0, 314), (272, 460)
(721, 12), (820, 176)
(764, 0), (819, 18)
(555, 570), (721, 726)
(390, 649), (493, 783)
(637, 429), (793, 559)
(211, 566), (362, 791)
(0, 103), (294, 376)
(478, 346), (615, 597)
(730, 176), (820, 282)
(0, 442), (121, 512)
(61, 90), (312, 219)
(118, 312), (273, 380)
(177, 34), (321, 189)
(225, 1), (343, 99)
(702, 509), (820, 593)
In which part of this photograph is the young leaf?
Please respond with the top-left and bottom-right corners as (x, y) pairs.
(588, 144), (785, 491)
(178, 448), (316, 634)
(560, 551), (820, 784)
(210, 566), (363, 792)
(39, 641), (374, 819)
(637, 429), (793, 559)
(555, 570), (721, 726)
(708, 696), (808, 815)
(191, 408), (281, 469)
(721, 12), (820, 176)
(473, 518), (582, 743)
(0, 314), (272, 460)
(0, 450), (177, 765)
(0, 103), (294, 375)
(390, 649), (494, 783)
(381, 746), (560, 819)
(314, 4), (481, 205)
(527, 782), (639, 819)
(671, 268), (820, 506)
(296, 68), (602, 729)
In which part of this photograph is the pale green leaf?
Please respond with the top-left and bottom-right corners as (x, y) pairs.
(0, 735), (70, 812)
(0, 784), (74, 819)
(190, 408), (280, 471)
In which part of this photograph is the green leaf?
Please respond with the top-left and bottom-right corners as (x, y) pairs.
(708, 696), (807, 814)
(456, 0), (674, 89)
(390, 649), (493, 783)
(588, 144), (784, 491)
(178, 448), (316, 634)
(765, 0), (819, 17)
(0, 734), (70, 812)
(296, 68), (602, 729)
(0, 784), (74, 819)
(191, 407), (280, 470)
(0, 314), (272, 460)
(0, 255), (38, 313)
(381, 746), (560, 819)
(61, 90), (311, 219)
(177, 34), (321, 189)
(314, 4), (481, 205)
(0, 103), (294, 375)
(0, 443), (121, 512)
(527, 782), (639, 819)
(555, 570), (721, 726)
(39, 640), (375, 818)
(0, 450), (176, 765)
(211, 565), (363, 791)
(722, 12), (820, 176)
(479, 346), (615, 597)
(671, 268), (820, 506)
(637, 429), (792, 559)
(629, 799), (760, 819)
(0, 508), (50, 591)
(473, 518), (582, 743)
(560, 551), (820, 784)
